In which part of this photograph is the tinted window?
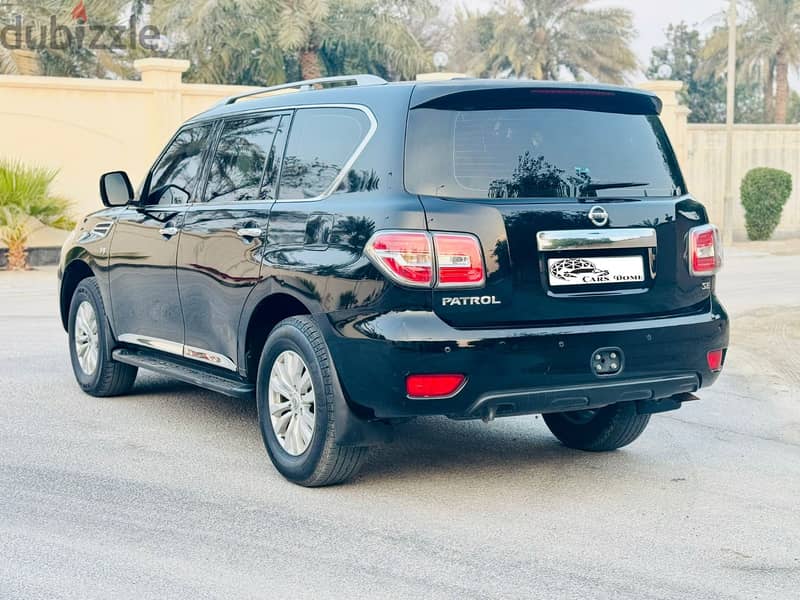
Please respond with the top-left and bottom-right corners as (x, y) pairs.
(148, 124), (213, 205)
(405, 108), (684, 199)
(278, 108), (371, 200)
(204, 115), (281, 203)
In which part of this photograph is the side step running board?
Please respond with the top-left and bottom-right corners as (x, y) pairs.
(112, 348), (255, 399)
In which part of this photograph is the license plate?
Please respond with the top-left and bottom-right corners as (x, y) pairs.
(547, 256), (645, 287)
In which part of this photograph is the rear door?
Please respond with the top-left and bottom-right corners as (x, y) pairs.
(405, 85), (711, 328)
(177, 112), (289, 372)
(263, 106), (376, 300)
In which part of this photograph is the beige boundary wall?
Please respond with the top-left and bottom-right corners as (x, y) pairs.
(685, 124), (800, 239)
(0, 59), (255, 248)
(0, 63), (797, 248)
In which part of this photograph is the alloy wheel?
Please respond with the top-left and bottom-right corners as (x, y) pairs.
(74, 300), (99, 375)
(268, 350), (316, 456)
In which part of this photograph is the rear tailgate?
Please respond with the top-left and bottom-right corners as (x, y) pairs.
(405, 83), (713, 328)
(418, 194), (712, 328)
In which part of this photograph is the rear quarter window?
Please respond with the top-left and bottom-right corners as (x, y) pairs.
(278, 107), (372, 200)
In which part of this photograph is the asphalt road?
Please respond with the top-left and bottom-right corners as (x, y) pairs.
(1, 243), (799, 599)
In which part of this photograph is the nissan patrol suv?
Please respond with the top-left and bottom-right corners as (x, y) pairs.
(59, 76), (728, 486)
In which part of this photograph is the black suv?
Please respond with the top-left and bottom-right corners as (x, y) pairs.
(59, 76), (729, 486)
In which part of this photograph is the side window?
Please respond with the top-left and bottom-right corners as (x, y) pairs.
(278, 108), (371, 200)
(147, 124), (213, 206)
(204, 115), (281, 203)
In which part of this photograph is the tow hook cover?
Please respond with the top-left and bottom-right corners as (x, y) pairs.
(591, 347), (624, 376)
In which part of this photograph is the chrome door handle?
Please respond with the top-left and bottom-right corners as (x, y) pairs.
(159, 226), (179, 237)
(236, 227), (263, 239)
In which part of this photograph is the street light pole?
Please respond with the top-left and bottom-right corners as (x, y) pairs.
(722, 0), (737, 245)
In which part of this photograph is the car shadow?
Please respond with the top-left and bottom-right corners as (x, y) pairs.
(123, 373), (650, 487)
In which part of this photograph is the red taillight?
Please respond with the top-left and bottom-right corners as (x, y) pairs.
(365, 231), (433, 287)
(707, 349), (724, 371)
(365, 230), (486, 289)
(406, 374), (466, 398)
(433, 233), (485, 288)
(689, 224), (723, 276)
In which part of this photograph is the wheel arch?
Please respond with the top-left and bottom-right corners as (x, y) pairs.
(60, 259), (96, 331)
(239, 291), (313, 382)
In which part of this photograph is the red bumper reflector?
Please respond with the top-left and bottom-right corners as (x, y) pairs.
(406, 374), (466, 398)
(707, 349), (724, 371)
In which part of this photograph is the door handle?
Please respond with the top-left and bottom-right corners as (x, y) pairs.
(236, 227), (263, 239)
(159, 226), (179, 237)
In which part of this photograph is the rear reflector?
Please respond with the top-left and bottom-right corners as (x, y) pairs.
(707, 349), (724, 371)
(365, 231), (433, 287)
(433, 233), (485, 288)
(689, 224), (723, 276)
(406, 374), (466, 398)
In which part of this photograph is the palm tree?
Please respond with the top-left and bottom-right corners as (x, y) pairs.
(701, 0), (800, 124)
(450, 0), (637, 83)
(0, 0), (140, 77)
(0, 161), (74, 271)
(153, 0), (430, 84)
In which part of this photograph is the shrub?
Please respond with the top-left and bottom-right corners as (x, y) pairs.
(740, 167), (792, 241)
(0, 160), (75, 270)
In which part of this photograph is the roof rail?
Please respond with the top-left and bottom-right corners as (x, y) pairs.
(217, 74), (388, 107)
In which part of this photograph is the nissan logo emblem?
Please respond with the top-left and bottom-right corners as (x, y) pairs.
(588, 206), (609, 227)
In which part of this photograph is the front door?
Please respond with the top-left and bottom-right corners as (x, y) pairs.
(177, 112), (289, 372)
(108, 123), (213, 354)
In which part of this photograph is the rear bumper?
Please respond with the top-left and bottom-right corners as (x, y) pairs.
(322, 297), (729, 419)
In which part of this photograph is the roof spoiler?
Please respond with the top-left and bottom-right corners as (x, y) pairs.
(410, 83), (662, 115)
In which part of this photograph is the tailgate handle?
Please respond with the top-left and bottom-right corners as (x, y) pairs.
(537, 228), (657, 252)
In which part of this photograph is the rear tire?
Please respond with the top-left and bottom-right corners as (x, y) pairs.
(68, 277), (137, 397)
(256, 316), (367, 487)
(543, 402), (650, 452)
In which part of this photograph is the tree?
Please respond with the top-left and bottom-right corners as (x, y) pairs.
(153, 0), (430, 85)
(0, 0), (136, 78)
(787, 90), (800, 123)
(0, 161), (74, 271)
(1, 0), (431, 84)
(701, 0), (800, 123)
(647, 22), (765, 123)
(449, 0), (637, 83)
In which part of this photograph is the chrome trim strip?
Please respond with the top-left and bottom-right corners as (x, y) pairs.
(473, 374), (699, 405)
(118, 334), (184, 356)
(183, 344), (237, 372)
(118, 334), (238, 372)
(537, 228), (657, 252)
(77, 221), (114, 243)
(191, 103), (377, 205)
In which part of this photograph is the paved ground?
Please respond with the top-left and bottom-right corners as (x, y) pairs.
(1, 243), (798, 600)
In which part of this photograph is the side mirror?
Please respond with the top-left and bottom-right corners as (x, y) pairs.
(99, 171), (134, 207)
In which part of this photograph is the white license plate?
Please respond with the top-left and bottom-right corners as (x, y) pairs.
(548, 256), (645, 287)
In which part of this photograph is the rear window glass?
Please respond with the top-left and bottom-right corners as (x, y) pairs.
(405, 108), (684, 199)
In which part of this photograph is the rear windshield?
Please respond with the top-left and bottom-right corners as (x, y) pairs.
(405, 108), (685, 200)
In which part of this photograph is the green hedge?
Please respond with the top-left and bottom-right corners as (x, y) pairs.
(740, 167), (792, 240)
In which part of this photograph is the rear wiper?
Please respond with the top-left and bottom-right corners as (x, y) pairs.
(581, 181), (650, 192)
(577, 181), (650, 202)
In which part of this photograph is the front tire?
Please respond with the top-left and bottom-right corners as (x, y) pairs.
(543, 402), (650, 452)
(68, 277), (137, 397)
(256, 316), (367, 487)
